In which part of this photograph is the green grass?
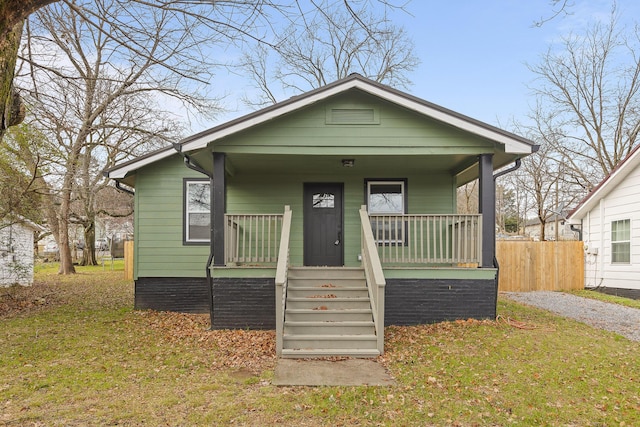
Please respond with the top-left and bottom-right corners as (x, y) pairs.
(1, 268), (639, 426)
(569, 289), (640, 309)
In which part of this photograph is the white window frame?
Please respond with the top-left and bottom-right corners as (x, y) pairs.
(184, 179), (211, 244)
(611, 218), (631, 264)
(366, 180), (407, 245)
(366, 180), (405, 214)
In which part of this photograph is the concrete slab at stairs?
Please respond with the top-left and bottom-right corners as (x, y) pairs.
(281, 267), (380, 358)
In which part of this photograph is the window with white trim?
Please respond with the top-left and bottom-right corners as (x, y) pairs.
(366, 180), (406, 244)
(611, 219), (630, 264)
(184, 179), (210, 243)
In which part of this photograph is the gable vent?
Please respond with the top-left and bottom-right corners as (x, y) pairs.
(327, 108), (379, 125)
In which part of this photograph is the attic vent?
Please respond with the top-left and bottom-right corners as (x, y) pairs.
(327, 108), (379, 125)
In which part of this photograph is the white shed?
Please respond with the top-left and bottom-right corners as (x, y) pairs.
(0, 219), (43, 287)
(568, 145), (640, 292)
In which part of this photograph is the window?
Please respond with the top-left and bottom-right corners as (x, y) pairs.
(313, 192), (335, 208)
(366, 180), (407, 244)
(611, 219), (630, 264)
(184, 179), (210, 243)
(367, 181), (405, 214)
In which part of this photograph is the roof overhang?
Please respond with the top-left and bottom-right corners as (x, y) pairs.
(106, 74), (538, 182)
(568, 144), (640, 222)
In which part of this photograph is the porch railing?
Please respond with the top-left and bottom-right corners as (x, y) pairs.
(369, 213), (482, 265)
(359, 206), (386, 355)
(225, 213), (284, 265)
(275, 206), (292, 357)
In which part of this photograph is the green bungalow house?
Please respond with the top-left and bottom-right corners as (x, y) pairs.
(106, 74), (538, 358)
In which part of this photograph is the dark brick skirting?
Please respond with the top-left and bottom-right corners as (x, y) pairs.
(594, 287), (640, 301)
(385, 277), (498, 326)
(135, 277), (210, 313)
(212, 277), (275, 329)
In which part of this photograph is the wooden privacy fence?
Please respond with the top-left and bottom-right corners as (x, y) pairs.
(496, 241), (584, 292)
(124, 240), (134, 280)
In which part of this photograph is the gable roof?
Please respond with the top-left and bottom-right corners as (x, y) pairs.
(568, 144), (640, 221)
(106, 73), (538, 180)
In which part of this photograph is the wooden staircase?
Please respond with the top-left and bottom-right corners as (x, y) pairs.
(281, 267), (380, 358)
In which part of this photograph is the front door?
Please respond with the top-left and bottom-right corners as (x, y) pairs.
(303, 183), (344, 266)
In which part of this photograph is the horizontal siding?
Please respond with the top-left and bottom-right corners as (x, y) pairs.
(216, 93), (495, 155)
(131, 91), (469, 277)
(228, 172), (454, 267)
(134, 155), (210, 278)
(582, 161), (640, 289)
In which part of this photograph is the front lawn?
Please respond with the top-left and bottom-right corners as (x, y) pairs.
(1, 266), (638, 426)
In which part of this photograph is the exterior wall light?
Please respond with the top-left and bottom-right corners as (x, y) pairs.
(342, 159), (355, 167)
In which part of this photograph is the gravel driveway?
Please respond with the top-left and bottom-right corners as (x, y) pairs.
(502, 291), (640, 342)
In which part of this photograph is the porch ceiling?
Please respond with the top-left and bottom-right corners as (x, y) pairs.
(225, 154), (468, 176)
(212, 152), (521, 184)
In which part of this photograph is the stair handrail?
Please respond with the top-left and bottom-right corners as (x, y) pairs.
(275, 206), (292, 356)
(359, 205), (386, 355)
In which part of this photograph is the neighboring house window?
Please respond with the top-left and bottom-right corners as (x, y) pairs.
(611, 219), (631, 264)
(184, 179), (210, 243)
(366, 180), (407, 244)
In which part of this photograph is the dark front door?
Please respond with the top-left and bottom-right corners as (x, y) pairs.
(303, 183), (344, 266)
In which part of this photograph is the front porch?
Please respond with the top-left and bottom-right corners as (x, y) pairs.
(211, 205), (497, 358)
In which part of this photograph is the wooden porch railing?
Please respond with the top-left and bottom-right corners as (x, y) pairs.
(275, 206), (292, 357)
(369, 214), (482, 265)
(359, 206), (386, 355)
(225, 213), (283, 265)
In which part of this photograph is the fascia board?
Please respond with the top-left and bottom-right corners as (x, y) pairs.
(180, 79), (535, 155)
(569, 147), (640, 220)
(356, 83), (535, 154)
(106, 149), (175, 179)
(179, 80), (363, 152)
(107, 75), (536, 177)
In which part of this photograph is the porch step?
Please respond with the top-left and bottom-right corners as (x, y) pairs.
(287, 286), (369, 299)
(285, 308), (374, 322)
(281, 266), (380, 359)
(288, 278), (367, 288)
(281, 348), (380, 358)
(288, 267), (365, 280)
(284, 321), (375, 335)
(286, 297), (371, 310)
(282, 334), (378, 350)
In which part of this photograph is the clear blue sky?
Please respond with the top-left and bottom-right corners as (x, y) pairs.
(396, 0), (640, 128)
(195, 0), (640, 133)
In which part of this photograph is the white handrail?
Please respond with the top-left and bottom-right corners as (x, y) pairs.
(360, 205), (386, 355)
(275, 206), (292, 356)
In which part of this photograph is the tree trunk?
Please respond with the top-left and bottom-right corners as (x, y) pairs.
(0, 20), (24, 141)
(81, 220), (98, 266)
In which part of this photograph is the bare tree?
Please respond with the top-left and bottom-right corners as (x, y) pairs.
(240, 4), (419, 107)
(532, 0), (573, 27)
(17, 0), (205, 273)
(0, 123), (47, 224)
(1, 1), (410, 141)
(456, 181), (478, 215)
(528, 8), (640, 190)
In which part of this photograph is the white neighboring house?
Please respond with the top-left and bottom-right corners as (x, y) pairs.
(522, 214), (578, 241)
(0, 218), (44, 287)
(567, 144), (640, 291)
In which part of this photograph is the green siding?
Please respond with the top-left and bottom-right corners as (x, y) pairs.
(134, 155), (210, 278)
(131, 89), (486, 276)
(228, 172), (455, 267)
(216, 92), (495, 155)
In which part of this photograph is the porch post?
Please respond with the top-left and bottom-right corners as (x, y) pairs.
(212, 152), (226, 266)
(478, 153), (495, 268)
